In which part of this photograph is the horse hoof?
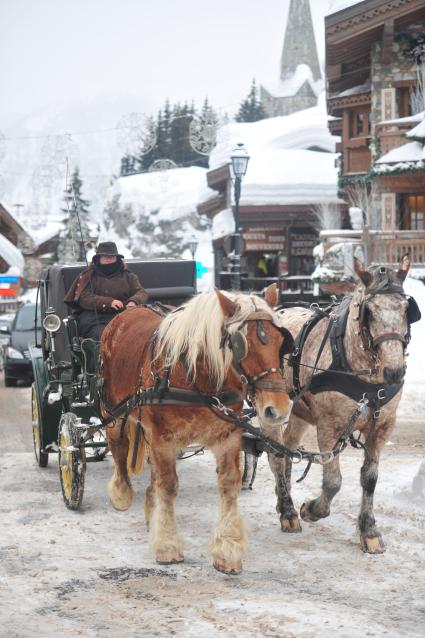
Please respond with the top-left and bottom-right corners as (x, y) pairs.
(360, 535), (386, 554)
(300, 502), (320, 523)
(155, 551), (184, 565)
(107, 479), (133, 511)
(213, 557), (242, 575)
(280, 515), (302, 533)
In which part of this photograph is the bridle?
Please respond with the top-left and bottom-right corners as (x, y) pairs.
(221, 311), (294, 401)
(355, 278), (421, 359)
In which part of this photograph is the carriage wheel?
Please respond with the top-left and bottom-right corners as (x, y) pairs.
(31, 383), (49, 468)
(58, 413), (86, 510)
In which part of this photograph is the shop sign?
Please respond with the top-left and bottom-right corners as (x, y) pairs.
(242, 227), (285, 252)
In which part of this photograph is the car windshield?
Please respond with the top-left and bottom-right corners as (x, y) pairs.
(14, 305), (41, 331)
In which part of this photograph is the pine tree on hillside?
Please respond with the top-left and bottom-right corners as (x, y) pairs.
(123, 98), (217, 173)
(57, 167), (91, 263)
(235, 79), (267, 123)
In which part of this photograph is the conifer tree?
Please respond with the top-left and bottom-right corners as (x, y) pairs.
(57, 167), (91, 263)
(235, 79), (267, 122)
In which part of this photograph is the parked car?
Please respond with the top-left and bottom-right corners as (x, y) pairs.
(4, 303), (41, 386)
(0, 314), (15, 371)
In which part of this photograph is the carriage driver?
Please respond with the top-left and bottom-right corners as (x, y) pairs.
(64, 241), (149, 341)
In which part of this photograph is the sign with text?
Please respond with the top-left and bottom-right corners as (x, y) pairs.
(242, 227), (285, 252)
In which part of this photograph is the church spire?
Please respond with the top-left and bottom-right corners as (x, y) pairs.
(280, 0), (321, 81)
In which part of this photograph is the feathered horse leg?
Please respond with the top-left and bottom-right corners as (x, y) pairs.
(149, 436), (183, 565)
(210, 432), (246, 575)
(358, 419), (395, 553)
(106, 420), (134, 511)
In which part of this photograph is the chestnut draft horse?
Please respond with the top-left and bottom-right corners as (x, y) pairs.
(100, 285), (292, 574)
(266, 256), (421, 553)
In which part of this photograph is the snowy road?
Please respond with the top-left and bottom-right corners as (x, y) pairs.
(0, 376), (424, 638)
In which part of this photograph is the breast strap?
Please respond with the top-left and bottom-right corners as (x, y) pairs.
(290, 297), (403, 407)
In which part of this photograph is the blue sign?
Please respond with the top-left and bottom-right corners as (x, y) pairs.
(0, 276), (19, 284)
(196, 262), (208, 279)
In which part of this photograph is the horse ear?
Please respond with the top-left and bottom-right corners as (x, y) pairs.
(354, 256), (372, 287)
(396, 254), (410, 282)
(215, 288), (238, 318)
(264, 283), (278, 308)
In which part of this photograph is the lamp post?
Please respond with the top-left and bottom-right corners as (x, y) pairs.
(230, 143), (250, 291)
(188, 235), (198, 260)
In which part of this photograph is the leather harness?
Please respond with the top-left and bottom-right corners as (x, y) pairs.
(289, 296), (403, 412)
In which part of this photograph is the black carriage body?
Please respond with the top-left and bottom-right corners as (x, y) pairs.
(31, 259), (197, 454)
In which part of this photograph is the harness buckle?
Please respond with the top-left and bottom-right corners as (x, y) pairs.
(318, 451), (334, 465)
(291, 449), (303, 464)
(377, 388), (386, 401)
(373, 409), (381, 419)
(210, 396), (232, 415)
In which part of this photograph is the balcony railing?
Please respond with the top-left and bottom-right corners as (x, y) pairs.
(321, 229), (425, 267)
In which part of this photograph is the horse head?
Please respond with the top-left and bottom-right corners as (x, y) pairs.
(216, 285), (293, 427)
(353, 255), (420, 384)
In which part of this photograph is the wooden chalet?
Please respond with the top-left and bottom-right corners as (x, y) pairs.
(325, 0), (425, 267)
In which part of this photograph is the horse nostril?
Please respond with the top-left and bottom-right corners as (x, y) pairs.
(383, 365), (406, 384)
(264, 406), (278, 420)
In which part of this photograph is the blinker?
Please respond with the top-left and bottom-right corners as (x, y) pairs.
(257, 320), (269, 345)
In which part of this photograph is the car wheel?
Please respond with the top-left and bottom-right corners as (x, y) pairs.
(5, 377), (17, 387)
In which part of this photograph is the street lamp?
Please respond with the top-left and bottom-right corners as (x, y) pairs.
(230, 143), (250, 291)
(188, 235), (198, 260)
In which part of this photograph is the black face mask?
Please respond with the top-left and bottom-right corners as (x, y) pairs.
(95, 259), (122, 276)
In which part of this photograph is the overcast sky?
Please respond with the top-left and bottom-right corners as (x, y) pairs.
(1, 0), (331, 124)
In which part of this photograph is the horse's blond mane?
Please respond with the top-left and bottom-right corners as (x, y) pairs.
(154, 291), (275, 390)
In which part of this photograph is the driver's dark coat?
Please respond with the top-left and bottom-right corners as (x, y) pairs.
(64, 262), (148, 312)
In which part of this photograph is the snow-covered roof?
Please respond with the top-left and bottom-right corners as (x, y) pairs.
(0, 234), (25, 276)
(29, 221), (63, 247)
(379, 111), (425, 127)
(406, 114), (425, 141)
(211, 208), (235, 241)
(376, 141), (425, 164)
(207, 99), (341, 207)
(331, 82), (371, 99)
(262, 64), (324, 99)
(326, 0), (366, 16)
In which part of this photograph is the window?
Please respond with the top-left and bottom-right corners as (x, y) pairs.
(349, 109), (370, 138)
(402, 195), (425, 230)
(396, 87), (412, 118)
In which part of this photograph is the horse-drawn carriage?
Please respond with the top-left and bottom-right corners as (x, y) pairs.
(30, 259), (199, 509)
(30, 254), (421, 572)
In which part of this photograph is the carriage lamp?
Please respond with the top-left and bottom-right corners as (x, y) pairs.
(188, 235), (198, 261)
(230, 143), (250, 291)
(43, 312), (61, 333)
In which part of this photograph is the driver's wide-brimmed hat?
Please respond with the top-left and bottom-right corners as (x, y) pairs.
(95, 242), (124, 258)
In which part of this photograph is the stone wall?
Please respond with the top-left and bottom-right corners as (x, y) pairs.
(261, 84), (317, 118)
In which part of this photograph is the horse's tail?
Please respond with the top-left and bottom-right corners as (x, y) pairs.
(126, 416), (147, 475)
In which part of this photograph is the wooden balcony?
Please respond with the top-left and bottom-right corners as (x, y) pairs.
(321, 229), (425, 267)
